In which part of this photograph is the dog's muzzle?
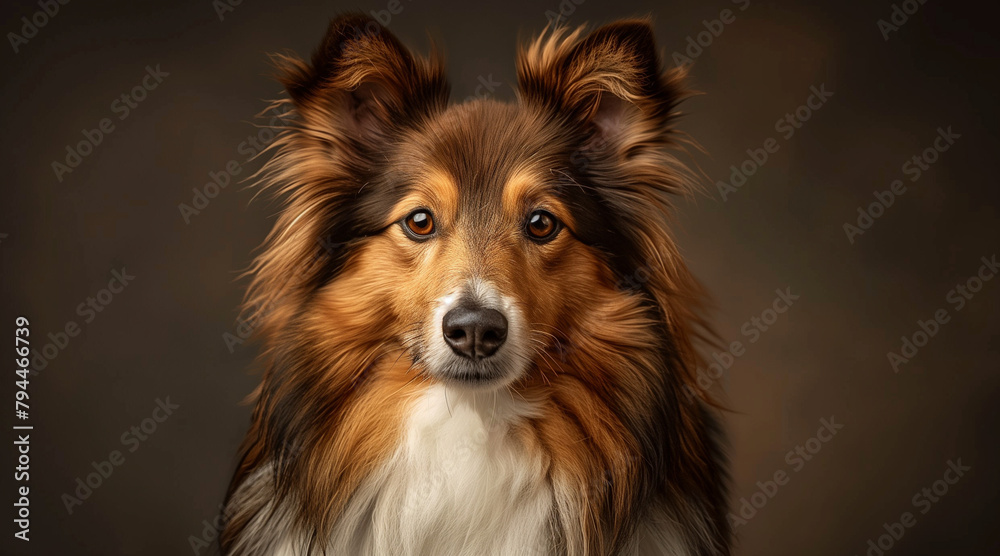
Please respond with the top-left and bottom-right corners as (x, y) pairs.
(425, 280), (526, 388)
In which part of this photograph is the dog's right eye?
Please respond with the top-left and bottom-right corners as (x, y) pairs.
(402, 209), (436, 240)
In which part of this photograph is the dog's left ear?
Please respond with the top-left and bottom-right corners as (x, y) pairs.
(517, 19), (685, 155)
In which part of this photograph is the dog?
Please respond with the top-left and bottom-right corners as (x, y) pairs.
(222, 13), (730, 556)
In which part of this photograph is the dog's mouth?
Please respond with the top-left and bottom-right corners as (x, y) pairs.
(431, 358), (515, 388)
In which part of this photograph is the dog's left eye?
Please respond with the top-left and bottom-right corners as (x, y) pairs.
(402, 209), (436, 240)
(525, 210), (560, 242)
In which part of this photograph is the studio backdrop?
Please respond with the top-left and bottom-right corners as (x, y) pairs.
(1, 0), (997, 554)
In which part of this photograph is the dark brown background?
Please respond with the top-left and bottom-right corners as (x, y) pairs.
(1, 0), (997, 554)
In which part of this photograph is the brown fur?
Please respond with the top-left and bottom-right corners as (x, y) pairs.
(224, 13), (730, 556)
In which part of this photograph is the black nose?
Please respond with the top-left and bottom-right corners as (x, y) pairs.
(442, 305), (508, 360)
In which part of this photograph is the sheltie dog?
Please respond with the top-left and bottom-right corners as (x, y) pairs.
(222, 13), (730, 556)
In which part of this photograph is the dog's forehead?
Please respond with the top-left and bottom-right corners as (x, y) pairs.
(413, 100), (565, 212)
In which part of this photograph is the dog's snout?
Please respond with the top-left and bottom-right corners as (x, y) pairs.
(442, 305), (508, 360)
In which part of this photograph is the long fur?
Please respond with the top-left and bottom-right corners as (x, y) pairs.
(223, 14), (730, 556)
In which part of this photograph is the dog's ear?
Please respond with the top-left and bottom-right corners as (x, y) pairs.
(517, 19), (686, 156)
(277, 14), (449, 141)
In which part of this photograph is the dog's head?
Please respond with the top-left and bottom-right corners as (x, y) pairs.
(248, 14), (705, 393)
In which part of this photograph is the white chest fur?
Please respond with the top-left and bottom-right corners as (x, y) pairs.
(327, 386), (555, 556)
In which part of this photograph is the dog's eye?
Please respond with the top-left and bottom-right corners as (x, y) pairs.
(403, 209), (436, 239)
(525, 210), (560, 242)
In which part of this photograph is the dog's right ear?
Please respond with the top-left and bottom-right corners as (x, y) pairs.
(517, 20), (686, 163)
(276, 14), (449, 142)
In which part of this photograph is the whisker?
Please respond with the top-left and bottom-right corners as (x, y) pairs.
(490, 389), (498, 428)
